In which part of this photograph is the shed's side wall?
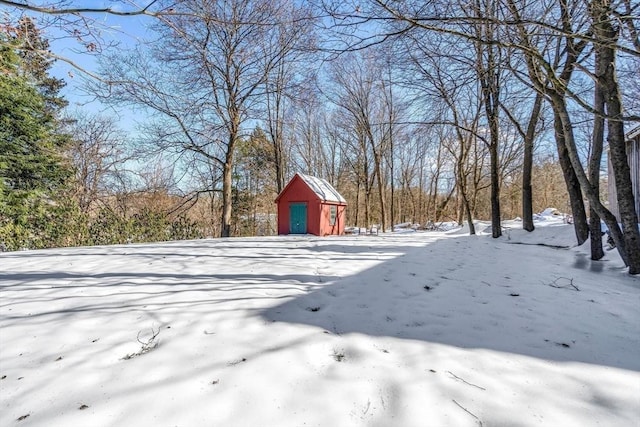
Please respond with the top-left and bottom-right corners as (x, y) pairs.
(632, 136), (640, 217)
(609, 135), (640, 221)
(318, 204), (346, 236)
(338, 205), (346, 235)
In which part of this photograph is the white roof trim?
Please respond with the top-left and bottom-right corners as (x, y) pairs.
(297, 173), (346, 204)
(627, 125), (640, 140)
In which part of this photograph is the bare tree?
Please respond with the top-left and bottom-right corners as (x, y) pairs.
(324, 106), (372, 227)
(431, 69), (483, 233)
(93, 0), (307, 237)
(466, 0), (505, 237)
(64, 111), (130, 215)
(381, 58), (398, 230)
(328, 52), (391, 231)
(262, 3), (316, 193)
(504, 0), (589, 246)
(321, 0), (640, 273)
(589, 0), (640, 271)
(589, 35), (606, 261)
(0, 1), (173, 79)
(505, 0), (640, 271)
(499, 89), (544, 232)
(399, 27), (489, 233)
(292, 85), (327, 178)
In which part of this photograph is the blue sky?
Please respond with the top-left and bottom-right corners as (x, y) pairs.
(45, 8), (153, 125)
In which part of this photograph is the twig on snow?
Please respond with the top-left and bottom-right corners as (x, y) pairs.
(123, 326), (160, 360)
(452, 399), (483, 426)
(446, 371), (486, 390)
(544, 277), (579, 291)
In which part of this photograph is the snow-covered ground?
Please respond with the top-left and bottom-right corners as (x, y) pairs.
(1, 217), (639, 426)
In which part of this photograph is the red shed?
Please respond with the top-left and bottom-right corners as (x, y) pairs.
(275, 173), (347, 236)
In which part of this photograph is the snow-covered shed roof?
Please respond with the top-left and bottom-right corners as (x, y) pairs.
(295, 173), (346, 204)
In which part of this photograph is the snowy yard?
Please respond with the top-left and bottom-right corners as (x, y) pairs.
(1, 219), (639, 426)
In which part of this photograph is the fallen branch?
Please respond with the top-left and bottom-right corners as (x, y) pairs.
(544, 277), (579, 291)
(452, 399), (483, 426)
(447, 371), (486, 390)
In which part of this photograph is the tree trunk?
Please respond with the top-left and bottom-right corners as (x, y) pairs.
(455, 133), (474, 233)
(474, 0), (502, 239)
(550, 92), (630, 265)
(386, 71), (395, 232)
(428, 147), (439, 221)
(389, 143), (395, 232)
(374, 152), (386, 232)
(221, 157), (233, 238)
(552, 111), (589, 245)
(489, 140), (501, 238)
(590, 0), (640, 273)
(221, 117), (238, 238)
(269, 63), (287, 194)
(478, 63), (502, 238)
(275, 143), (285, 194)
(522, 93), (543, 232)
(589, 208), (604, 258)
(354, 178), (360, 227)
(505, 0), (637, 272)
(364, 180), (371, 228)
(462, 190), (475, 235)
(588, 45), (606, 260)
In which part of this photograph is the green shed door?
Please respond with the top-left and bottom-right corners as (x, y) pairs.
(289, 203), (307, 234)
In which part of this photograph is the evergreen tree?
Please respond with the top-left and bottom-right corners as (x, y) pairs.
(0, 25), (77, 250)
(15, 17), (68, 115)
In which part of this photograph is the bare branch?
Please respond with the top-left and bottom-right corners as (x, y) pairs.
(0, 0), (165, 17)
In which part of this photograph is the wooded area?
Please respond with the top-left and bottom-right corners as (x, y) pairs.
(1, 0), (639, 273)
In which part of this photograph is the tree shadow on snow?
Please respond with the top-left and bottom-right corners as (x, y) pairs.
(262, 235), (640, 372)
(2, 234), (638, 373)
